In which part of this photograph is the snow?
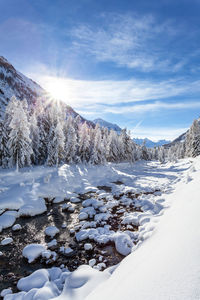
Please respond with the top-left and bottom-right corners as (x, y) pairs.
(60, 246), (74, 255)
(0, 288), (12, 297)
(1, 158), (199, 300)
(47, 239), (57, 248)
(113, 232), (134, 256)
(78, 212), (88, 221)
(1, 237), (13, 245)
(70, 197), (81, 203)
(84, 243), (93, 251)
(45, 226), (60, 238)
(12, 224), (22, 231)
(17, 269), (49, 292)
(0, 211), (19, 230)
(86, 157), (200, 300)
(51, 265), (110, 300)
(88, 259), (96, 267)
(22, 244), (47, 263)
(0, 160), (176, 228)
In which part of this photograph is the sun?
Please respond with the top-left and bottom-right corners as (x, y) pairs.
(43, 76), (71, 103)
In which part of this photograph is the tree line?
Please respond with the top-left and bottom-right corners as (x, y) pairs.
(156, 118), (200, 163)
(0, 97), (154, 169)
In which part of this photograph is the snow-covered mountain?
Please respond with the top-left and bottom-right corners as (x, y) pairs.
(93, 118), (122, 133)
(133, 138), (171, 148)
(93, 118), (170, 147)
(163, 118), (200, 149)
(0, 56), (93, 126)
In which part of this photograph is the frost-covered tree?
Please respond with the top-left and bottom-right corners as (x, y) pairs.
(1, 96), (19, 167)
(90, 124), (105, 164)
(78, 122), (91, 163)
(119, 129), (135, 162)
(47, 121), (65, 166)
(107, 129), (120, 162)
(101, 127), (109, 161)
(141, 141), (149, 160)
(29, 113), (40, 164)
(45, 103), (66, 166)
(64, 116), (78, 163)
(7, 100), (33, 170)
(158, 147), (166, 163)
(185, 118), (200, 157)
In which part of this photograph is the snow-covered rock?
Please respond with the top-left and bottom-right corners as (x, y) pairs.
(47, 239), (57, 248)
(12, 224), (22, 231)
(1, 237), (13, 245)
(84, 243), (93, 251)
(51, 265), (110, 300)
(89, 259), (96, 267)
(45, 226), (60, 238)
(22, 244), (46, 263)
(113, 233), (133, 256)
(17, 269), (49, 292)
(0, 288), (12, 297)
(79, 212), (88, 221)
(70, 197), (81, 203)
(0, 211), (19, 230)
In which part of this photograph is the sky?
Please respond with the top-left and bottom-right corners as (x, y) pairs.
(1, 0), (200, 141)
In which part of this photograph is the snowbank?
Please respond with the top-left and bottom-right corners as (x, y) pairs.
(86, 157), (200, 300)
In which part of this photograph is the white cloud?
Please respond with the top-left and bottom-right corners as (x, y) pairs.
(25, 70), (200, 110)
(70, 13), (182, 72)
(130, 126), (188, 141)
(104, 100), (200, 114)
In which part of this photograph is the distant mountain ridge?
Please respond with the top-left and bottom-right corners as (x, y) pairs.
(163, 117), (200, 148)
(93, 118), (122, 133)
(93, 117), (170, 148)
(133, 138), (171, 148)
(0, 56), (94, 127)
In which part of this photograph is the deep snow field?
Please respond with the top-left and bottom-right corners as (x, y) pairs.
(0, 157), (199, 299)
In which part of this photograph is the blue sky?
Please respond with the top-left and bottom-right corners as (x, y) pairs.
(1, 0), (200, 140)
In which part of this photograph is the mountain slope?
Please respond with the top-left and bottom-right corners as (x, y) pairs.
(164, 118), (200, 148)
(0, 56), (93, 126)
(93, 118), (122, 133)
(133, 138), (170, 148)
(93, 118), (170, 147)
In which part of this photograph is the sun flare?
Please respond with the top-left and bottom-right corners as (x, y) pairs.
(44, 77), (70, 102)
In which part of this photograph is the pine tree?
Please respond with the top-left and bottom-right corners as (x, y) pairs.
(1, 96), (18, 168)
(141, 141), (149, 160)
(64, 116), (78, 163)
(119, 129), (135, 162)
(29, 113), (40, 164)
(90, 124), (105, 164)
(107, 129), (120, 162)
(7, 100), (33, 170)
(191, 119), (200, 157)
(78, 122), (91, 163)
(47, 121), (65, 166)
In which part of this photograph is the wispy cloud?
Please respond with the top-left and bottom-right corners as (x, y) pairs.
(70, 13), (184, 72)
(26, 70), (200, 109)
(103, 100), (200, 114)
(130, 126), (188, 141)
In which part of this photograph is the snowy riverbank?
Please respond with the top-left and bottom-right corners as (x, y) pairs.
(0, 158), (196, 299)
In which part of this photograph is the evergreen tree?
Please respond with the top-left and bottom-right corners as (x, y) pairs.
(7, 100), (33, 170)
(1, 96), (18, 167)
(64, 116), (78, 163)
(90, 124), (105, 164)
(29, 113), (40, 164)
(78, 122), (91, 163)
(47, 121), (65, 166)
(107, 129), (120, 162)
(119, 129), (135, 162)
